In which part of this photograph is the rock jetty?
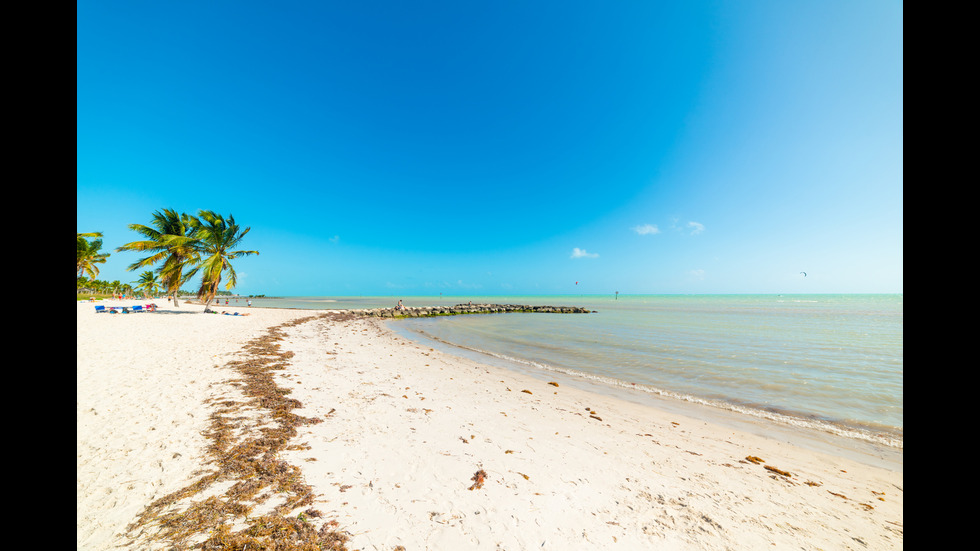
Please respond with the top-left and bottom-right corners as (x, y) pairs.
(351, 303), (594, 318)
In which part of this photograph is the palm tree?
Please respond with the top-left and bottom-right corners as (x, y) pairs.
(189, 210), (259, 312)
(77, 233), (110, 279)
(134, 271), (161, 298)
(117, 209), (200, 307)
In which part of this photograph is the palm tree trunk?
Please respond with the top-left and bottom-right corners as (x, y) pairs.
(203, 279), (221, 313)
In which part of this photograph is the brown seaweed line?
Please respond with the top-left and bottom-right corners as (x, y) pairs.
(124, 312), (363, 550)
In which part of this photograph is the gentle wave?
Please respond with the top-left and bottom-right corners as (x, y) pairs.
(249, 295), (902, 450)
(408, 327), (903, 450)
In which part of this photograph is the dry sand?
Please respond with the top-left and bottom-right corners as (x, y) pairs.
(77, 300), (903, 550)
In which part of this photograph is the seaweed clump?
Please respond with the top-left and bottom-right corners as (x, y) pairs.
(125, 312), (357, 550)
(468, 469), (488, 490)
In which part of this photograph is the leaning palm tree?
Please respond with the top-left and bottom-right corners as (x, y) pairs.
(134, 271), (161, 298)
(117, 209), (200, 307)
(77, 234), (110, 279)
(189, 210), (258, 313)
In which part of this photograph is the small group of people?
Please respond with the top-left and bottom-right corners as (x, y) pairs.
(396, 299), (406, 310)
(104, 303), (157, 313)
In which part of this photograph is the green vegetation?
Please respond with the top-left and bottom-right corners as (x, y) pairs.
(77, 276), (135, 298)
(116, 209), (200, 307)
(133, 271), (162, 297)
(77, 232), (109, 280)
(78, 209), (260, 312)
(189, 210), (258, 313)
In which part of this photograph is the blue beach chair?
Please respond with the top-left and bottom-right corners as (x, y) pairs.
(94, 305), (107, 313)
(132, 305), (144, 313)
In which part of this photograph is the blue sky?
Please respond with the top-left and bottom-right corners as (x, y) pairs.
(77, 1), (903, 296)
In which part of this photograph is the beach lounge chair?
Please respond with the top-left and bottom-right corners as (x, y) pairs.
(132, 305), (144, 313)
(94, 305), (107, 313)
(145, 303), (158, 312)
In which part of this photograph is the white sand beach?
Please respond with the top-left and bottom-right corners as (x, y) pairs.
(77, 300), (903, 550)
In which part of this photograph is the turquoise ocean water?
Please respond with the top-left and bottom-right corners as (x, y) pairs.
(244, 294), (902, 450)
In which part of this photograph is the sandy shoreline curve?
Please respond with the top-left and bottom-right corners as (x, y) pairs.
(77, 300), (902, 550)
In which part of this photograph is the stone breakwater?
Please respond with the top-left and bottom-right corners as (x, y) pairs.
(351, 303), (594, 318)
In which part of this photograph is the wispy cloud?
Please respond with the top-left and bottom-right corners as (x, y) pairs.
(571, 247), (599, 259)
(688, 269), (705, 280)
(329, 235), (340, 243)
(687, 221), (705, 235)
(632, 223), (660, 235)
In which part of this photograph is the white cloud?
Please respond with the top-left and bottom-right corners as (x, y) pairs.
(688, 269), (705, 280)
(571, 247), (599, 259)
(329, 235), (340, 243)
(633, 223), (660, 235)
(688, 221), (705, 235)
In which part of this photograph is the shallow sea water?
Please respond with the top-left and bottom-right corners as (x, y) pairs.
(248, 294), (903, 450)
